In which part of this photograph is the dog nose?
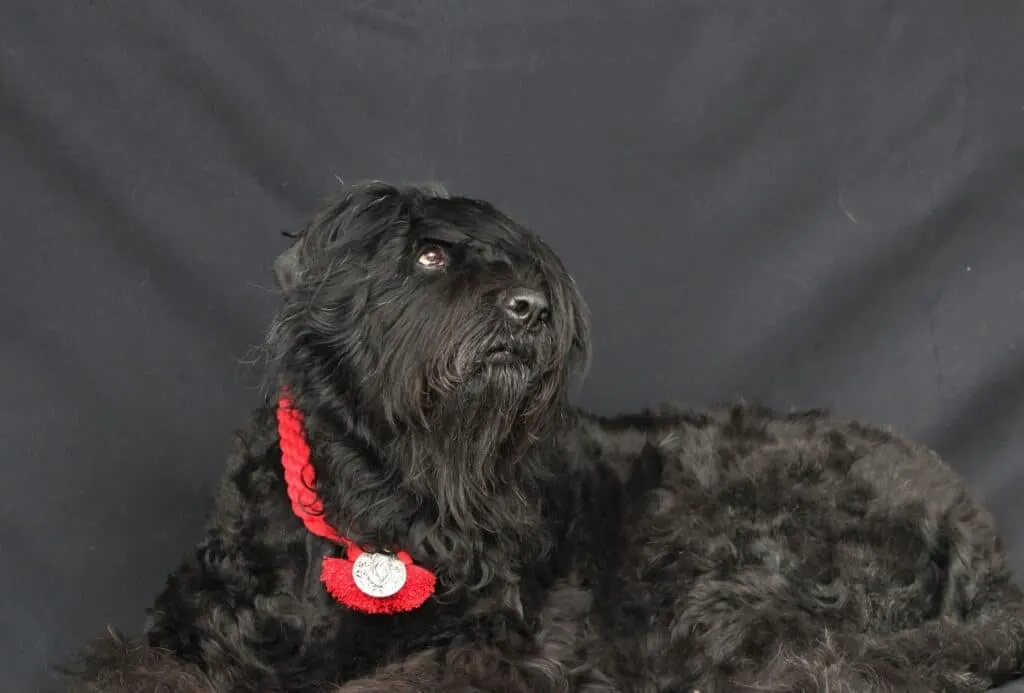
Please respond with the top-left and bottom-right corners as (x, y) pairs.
(500, 289), (550, 327)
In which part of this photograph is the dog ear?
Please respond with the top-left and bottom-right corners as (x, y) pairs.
(274, 238), (303, 293)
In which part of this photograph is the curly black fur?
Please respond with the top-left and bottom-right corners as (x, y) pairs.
(62, 181), (1024, 693)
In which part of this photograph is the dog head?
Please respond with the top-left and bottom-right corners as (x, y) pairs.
(267, 181), (591, 456)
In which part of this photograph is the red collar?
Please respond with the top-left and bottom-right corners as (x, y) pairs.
(276, 396), (436, 614)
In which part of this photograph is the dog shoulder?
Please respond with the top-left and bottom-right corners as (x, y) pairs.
(204, 405), (287, 527)
(142, 405), (309, 665)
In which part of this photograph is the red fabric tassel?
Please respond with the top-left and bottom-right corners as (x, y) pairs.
(321, 555), (437, 615)
(277, 395), (436, 615)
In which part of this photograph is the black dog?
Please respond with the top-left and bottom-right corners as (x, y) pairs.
(65, 182), (1024, 693)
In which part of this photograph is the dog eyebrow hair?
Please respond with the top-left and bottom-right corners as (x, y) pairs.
(416, 235), (458, 248)
(414, 225), (468, 245)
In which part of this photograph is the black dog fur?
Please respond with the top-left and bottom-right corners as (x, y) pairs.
(62, 181), (1024, 693)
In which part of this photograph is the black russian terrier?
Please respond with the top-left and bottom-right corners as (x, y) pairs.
(65, 182), (1024, 693)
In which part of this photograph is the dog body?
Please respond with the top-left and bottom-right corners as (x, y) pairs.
(66, 183), (1024, 693)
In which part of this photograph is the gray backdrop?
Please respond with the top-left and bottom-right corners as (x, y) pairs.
(3, 2), (1023, 691)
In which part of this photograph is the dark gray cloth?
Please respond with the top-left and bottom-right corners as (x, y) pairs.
(2, 1), (1023, 690)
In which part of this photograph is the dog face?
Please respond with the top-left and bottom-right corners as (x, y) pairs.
(268, 182), (590, 440)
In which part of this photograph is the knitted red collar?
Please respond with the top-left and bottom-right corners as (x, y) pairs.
(276, 396), (436, 614)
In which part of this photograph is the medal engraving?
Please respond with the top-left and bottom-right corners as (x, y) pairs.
(351, 552), (407, 598)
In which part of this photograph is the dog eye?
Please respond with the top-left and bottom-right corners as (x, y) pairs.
(416, 245), (447, 270)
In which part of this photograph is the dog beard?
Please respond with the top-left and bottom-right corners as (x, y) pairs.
(367, 309), (570, 562)
(387, 335), (564, 492)
(373, 287), (569, 460)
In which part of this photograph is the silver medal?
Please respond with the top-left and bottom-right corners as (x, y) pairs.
(351, 552), (407, 598)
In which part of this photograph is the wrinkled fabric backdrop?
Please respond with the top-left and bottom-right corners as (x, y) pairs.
(2, 2), (1023, 691)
